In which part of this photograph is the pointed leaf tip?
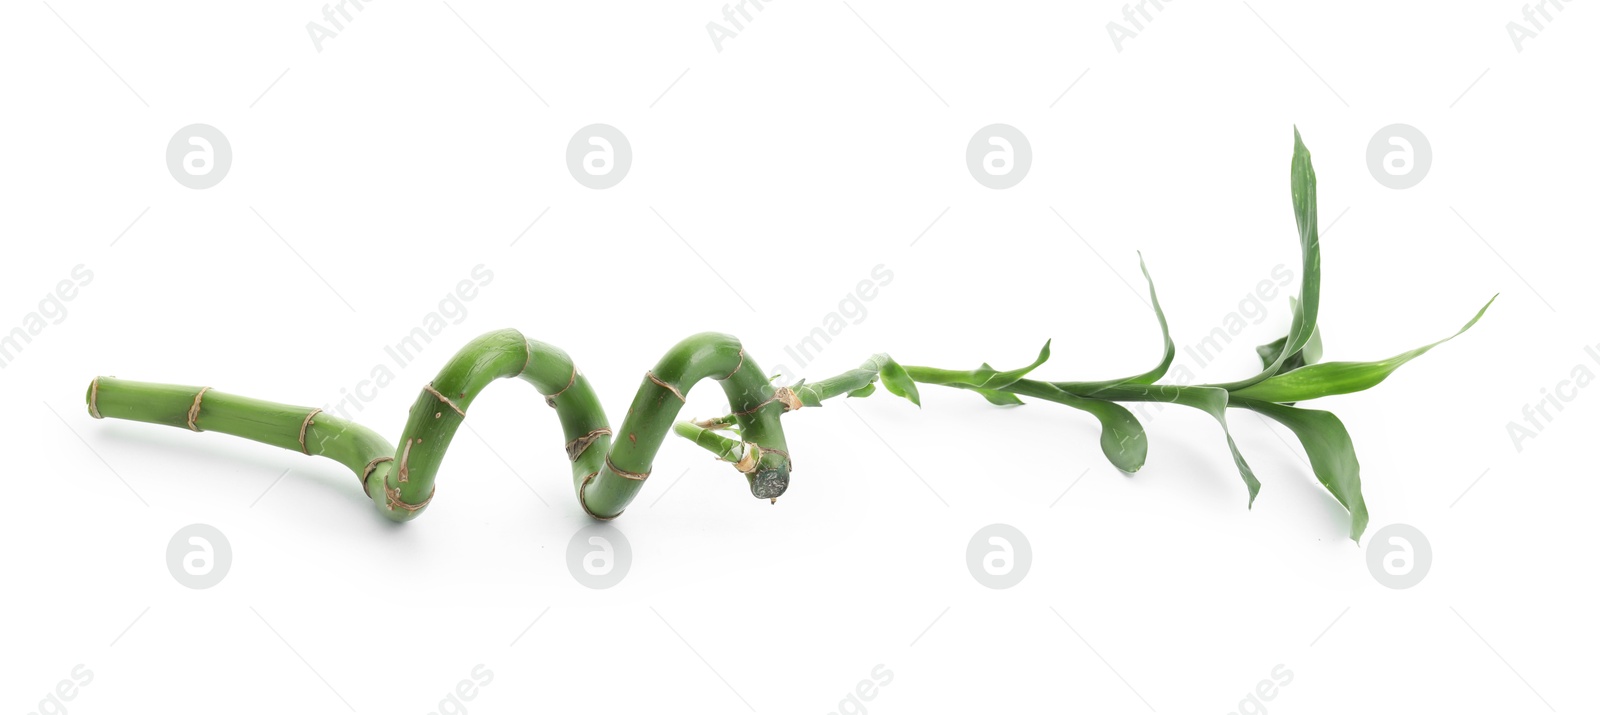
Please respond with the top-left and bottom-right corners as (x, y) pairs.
(1233, 295), (1494, 404)
(1237, 398), (1368, 540)
(976, 340), (1053, 390)
(1050, 255), (1173, 393)
(975, 388), (1024, 406)
(847, 382), (876, 399)
(874, 355), (921, 408)
(1007, 383), (1146, 472)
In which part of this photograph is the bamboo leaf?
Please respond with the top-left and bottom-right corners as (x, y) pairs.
(795, 383), (825, 407)
(1255, 331), (1322, 373)
(1214, 128), (1323, 390)
(1255, 337), (1294, 371)
(1025, 384), (1147, 472)
(894, 343), (1051, 394)
(929, 379), (1143, 470)
(1233, 296), (1494, 404)
(866, 354), (921, 407)
(1079, 399), (1147, 472)
(1057, 253), (1174, 394)
(1087, 384), (1261, 502)
(1255, 297), (1323, 373)
(796, 365), (883, 406)
(1234, 398), (1368, 540)
(789, 378), (824, 408)
(971, 365), (1025, 404)
(975, 341), (1052, 390)
(1049, 388), (1152, 473)
(975, 388), (1025, 406)
(916, 366), (1025, 405)
(1302, 325), (1324, 365)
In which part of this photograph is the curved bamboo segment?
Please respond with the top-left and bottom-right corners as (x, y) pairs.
(85, 330), (792, 522)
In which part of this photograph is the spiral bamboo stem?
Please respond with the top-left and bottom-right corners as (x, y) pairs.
(88, 331), (789, 521)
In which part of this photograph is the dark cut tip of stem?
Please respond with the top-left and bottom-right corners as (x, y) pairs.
(750, 465), (788, 500)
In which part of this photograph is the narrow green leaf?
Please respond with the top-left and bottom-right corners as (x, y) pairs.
(911, 365), (1023, 405)
(847, 382), (876, 399)
(1255, 297), (1323, 373)
(1088, 384), (1261, 503)
(1214, 128), (1323, 390)
(891, 344), (1049, 394)
(916, 342), (1054, 393)
(995, 382), (1146, 471)
(1300, 317), (1324, 365)
(1057, 253), (1175, 394)
(794, 365), (885, 406)
(790, 378), (824, 407)
(976, 341), (1052, 390)
(974, 388), (1024, 406)
(1233, 296), (1495, 404)
(866, 354), (921, 407)
(1255, 337), (1292, 371)
(1049, 390), (1146, 472)
(1234, 398), (1368, 540)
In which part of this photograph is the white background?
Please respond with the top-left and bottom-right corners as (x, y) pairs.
(2, 1), (1595, 713)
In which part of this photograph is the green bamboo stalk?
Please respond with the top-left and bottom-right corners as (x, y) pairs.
(86, 130), (1491, 542)
(682, 354), (894, 430)
(87, 330), (790, 521)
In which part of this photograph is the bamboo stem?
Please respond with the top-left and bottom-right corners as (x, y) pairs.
(88, 330), (791, 521)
